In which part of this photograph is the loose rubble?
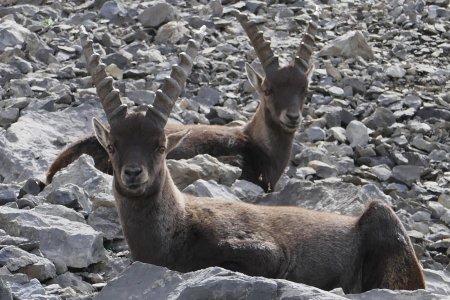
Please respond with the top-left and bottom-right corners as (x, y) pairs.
(0, 0), (449, 299)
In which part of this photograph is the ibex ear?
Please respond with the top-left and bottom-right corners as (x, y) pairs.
(92, 118), (110, 151)
(245, 63), (263, 92)
(166, 129), (191, 154)
(305, 63), (315, 84)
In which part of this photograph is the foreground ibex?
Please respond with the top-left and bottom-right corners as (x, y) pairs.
(80, 26), (425, 293)
(47, 12), (317, 192)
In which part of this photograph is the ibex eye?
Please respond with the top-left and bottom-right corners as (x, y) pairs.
(158, 146), (166, 154)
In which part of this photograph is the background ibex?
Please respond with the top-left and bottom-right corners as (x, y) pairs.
(80, 26), (425, 293)
(47, 11), (317, 192)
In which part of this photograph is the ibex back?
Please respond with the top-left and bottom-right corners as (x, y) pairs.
(47, 12), (317, 192)
(79, 25), (425, 293)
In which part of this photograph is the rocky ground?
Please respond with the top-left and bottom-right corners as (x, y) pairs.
(0, 0), (450, 299)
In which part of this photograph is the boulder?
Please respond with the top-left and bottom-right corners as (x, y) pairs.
(253, 180), (392, 216)
(167, 154), (241, 189)
(94, 262), (346, 300)
(0, 206), (105, 268)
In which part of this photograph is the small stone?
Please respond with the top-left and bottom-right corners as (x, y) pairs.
(305, 127), (326, 142)
(155, 21), (188, 44)
(411, 136), (434, 153)
(138, 3), (176, 27)
(307, 160), (338, 178)
(183, 179), (240, 201)
(346, 120), (370, 147)
(407, 120), (431, 133)
(99, 0), (127, 22)
(167, 154), (241, 190)
(0, 185), (17, 205)
(428, 202), (448, 219)
(363, 107), (396, 129)
(441, 211), (450, 226)
(105, 63), (123, 80)
(295, 167), (316, 180)
(48, 272), (95, 294)
(193, 86), (221, 106)
(411, 211), (431, 222)
(293, 147), (327, 167)
(371, 165), (392, 181)
(87, 206), (123, 241)
(0, 108), (19, 127)
(46, 184), (92, 213)
(318, 31), (374, 60)
(0, 246), (56, 281)
(392, 165), (424, 186)
(230, 180), (264, 200)
(18, 178), (42, 198)
(386, 64), (406, 78)
(327, 86), (345, 97)
(0, 20), (31, 51)
(329, 127), (347, 143)
(438, 194), (450, 209)
(209, 0), (223, 17)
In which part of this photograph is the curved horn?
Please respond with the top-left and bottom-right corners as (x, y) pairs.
(233, 11), (279, 77)
(147, 26), (206, 126)
(80, 26), (126, 123)
(293, 7), (320, 72)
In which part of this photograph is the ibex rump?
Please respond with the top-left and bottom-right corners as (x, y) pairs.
(47, 12), (316, 192)
(80, 25), (425, 293)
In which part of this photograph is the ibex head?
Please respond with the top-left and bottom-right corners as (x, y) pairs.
(80, 26), (203, 197)
(235, 11), (318, 133)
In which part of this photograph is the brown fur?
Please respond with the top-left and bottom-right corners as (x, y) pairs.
(99, 112), (425, 293)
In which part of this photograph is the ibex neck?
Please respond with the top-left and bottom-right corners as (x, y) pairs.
(245, 101), (295, 154)
(113, 165), (185, 265)
(243, 101), (295, 190)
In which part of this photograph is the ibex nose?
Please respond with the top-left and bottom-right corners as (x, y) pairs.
(286, 112), (300, 123)
(124, 165), (143, 178)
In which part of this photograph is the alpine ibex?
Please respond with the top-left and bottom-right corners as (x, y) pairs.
(80, 26), (425, 293)
(47, 11), (317, 192)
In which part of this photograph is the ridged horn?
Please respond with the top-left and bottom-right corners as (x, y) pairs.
(146, 26), (206, 126)
(80, 26), (126, 123)
(293, 7), (320, 72)
(232, 10), (279, 77)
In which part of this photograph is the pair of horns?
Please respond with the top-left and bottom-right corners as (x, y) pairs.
(233, 7), (319, 76)
(80, 26), (206, 126)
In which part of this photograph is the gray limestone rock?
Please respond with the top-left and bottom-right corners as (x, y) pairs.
(392, 165), (424, 186)
(363, 107), (396, 129)
(0, 108), (19, 127)
(87, 206), (123, 241)
(253, 180), (392, 216)
(346, 121), (370, 147)
(155, 21), (188, 44)
(94, 262), (346, 300)
(183, 179), (240, 201)
(318, 31), (374, 60)
(167, 154), (241, 189)
(138, 2), (176, 28)
(0, 206), (105, 268)
(43, 155), (113, 199)
(0, 246), (56, 281)
(0, 19), (32, 51)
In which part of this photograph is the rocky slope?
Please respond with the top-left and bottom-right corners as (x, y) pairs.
(0, 0), (449, 299)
